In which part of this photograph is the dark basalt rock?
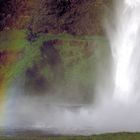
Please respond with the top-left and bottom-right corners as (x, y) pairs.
(0, 0), (13, 31)
(31, 0), (112, 35)
(0, 51), (8, 65)
(0, 0), (112, 34)
(41, 40), (64, 81)
(0, 0), (33, 31)
(41, 40), (61, 66)
(25, 65), (49, 94)
(25, 39), (64, 94)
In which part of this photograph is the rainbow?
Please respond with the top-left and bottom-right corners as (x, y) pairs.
(0, 84), (6, 125)
(0, 76), (8, 135)
(0, 30), (29, 134)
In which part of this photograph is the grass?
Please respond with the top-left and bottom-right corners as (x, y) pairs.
(0, 133), (140, 140)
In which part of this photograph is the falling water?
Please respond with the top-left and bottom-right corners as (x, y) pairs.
(109, 0), (140, 102)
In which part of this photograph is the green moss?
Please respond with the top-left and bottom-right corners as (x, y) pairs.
(0, 30), (27, 51)
(0, 30), (109, 89)
(0, 30), (41, 84)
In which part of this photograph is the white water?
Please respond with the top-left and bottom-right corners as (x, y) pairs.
(4, 0), (140, 135)
(109, 0), (140, 102)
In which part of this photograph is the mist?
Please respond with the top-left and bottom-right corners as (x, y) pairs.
(5, 84), (140, 135)
(3, 0), (140, 136)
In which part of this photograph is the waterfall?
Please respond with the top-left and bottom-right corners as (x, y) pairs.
(108, 0), (140, 102)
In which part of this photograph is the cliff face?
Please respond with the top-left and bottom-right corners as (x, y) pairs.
(0, 0), (112, 35)
(0, 0), (34, 31)
(31, 0), (112, 35)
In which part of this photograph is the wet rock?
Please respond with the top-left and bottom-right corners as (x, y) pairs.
(25, 39), (64, 94)
(25, 65), (49, 94)
(41, 40), (64, 81)
(41, 40), (61, 66)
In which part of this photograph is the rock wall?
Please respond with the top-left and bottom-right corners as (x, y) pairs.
(0, 0), (112, 35)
